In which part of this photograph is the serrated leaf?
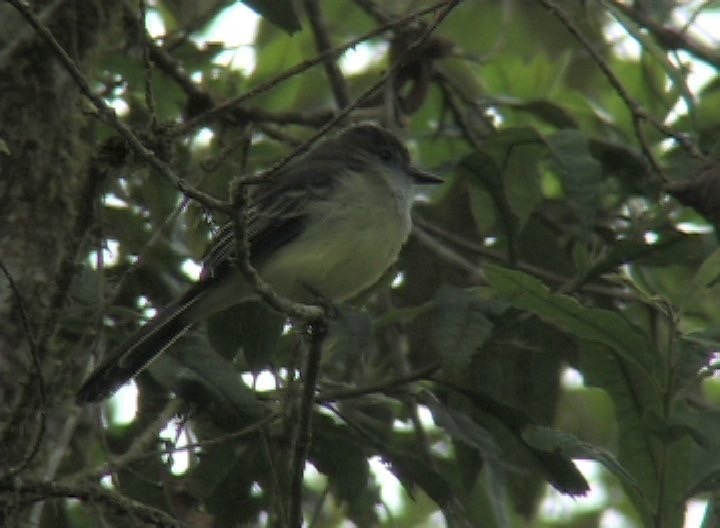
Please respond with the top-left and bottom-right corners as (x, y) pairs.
(484, 264), (657, 376)
(579, 342), (659, 522)
(431, 287), (501, 374)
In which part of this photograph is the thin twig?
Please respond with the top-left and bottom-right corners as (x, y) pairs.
(412, 221), (640, 301)
(106, 399), (182, 478)
(288, 323), (327, 528)
(69, 412), (279, 482)
(316, 363), (440, 402)
(538, 0), (662, 179)
(377, 291), (435, 470)
(303, 0), (351, 108)
(412, 224), (486, 282)
(243, 0), (460, 184)
(608, 0), (720, 70)
(27, 404), (82, 526)
(230, 181), (324, 320)
(539, 0), (706, 176)
(230, 107), (335, 128)
(38, 159), (106, 350)
(121, 0), (214, 115)
(434, 72), (490, 146)
(174, 0), (454, 137)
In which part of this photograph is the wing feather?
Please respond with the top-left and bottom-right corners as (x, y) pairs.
(200, 161), (338, 280)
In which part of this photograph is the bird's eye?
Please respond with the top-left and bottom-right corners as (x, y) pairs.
(378, 148), (394, 161)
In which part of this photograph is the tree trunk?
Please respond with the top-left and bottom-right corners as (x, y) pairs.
(0, 1), (123, 523)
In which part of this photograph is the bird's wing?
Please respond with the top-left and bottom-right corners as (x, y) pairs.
(200, 160), (339, 280)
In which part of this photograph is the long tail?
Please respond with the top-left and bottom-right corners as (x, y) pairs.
(76, 282), (214, 403)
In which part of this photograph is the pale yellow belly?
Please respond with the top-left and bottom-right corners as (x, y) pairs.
(260, 186), (412, 302)
(261, 212), (410, 302)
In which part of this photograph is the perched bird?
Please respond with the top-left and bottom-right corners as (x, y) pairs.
(76, 124), (441, 403)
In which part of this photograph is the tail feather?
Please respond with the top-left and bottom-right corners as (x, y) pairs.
(76, 286), (208, 403)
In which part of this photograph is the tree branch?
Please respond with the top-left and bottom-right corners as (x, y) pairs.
(608, 0), (720, 70)
(175, 0), (455, 137)
(0, 478), (183, 528)
(288, 322), (327, 527)
(303, 0), (351, 108)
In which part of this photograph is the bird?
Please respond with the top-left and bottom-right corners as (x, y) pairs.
(76, 123), (441, 403)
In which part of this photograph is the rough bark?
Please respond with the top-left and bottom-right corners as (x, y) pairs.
(0, 1), (123, 523)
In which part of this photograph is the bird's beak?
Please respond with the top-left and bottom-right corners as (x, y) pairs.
(408, 166), (443, 184)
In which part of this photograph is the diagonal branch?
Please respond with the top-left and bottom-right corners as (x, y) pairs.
(303, 0), (351, 108)
(175, 0), (454, 137)
(538, 0), (707, 181)
(609, 0), (720, 70)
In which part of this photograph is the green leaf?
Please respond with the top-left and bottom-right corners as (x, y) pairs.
(588, 138), (654, 194)
(207, 301), (284, 370)
(522, 425), (643, 497)
(579, 342), (660, 523)
(507, 98), (579, 128)
(383, 448), (454, 507)
(443, 383), (589, 496)
(484, 264), (657, 375)
(0, 137), (10, 156)
(457, 127), (547, 240)
(326, 307), (373, 363)
(582, 227), (706, 286)
(546, 129), (604, 230)
(242, 0), (301, 33)
(673, 409), (720, 500)
(605, 2), (694, 118)
(431, 287), (503, 374)
(421, 392), (500, 460)
(187, 435), (264, 525)
(309, 415), (373, 506)
(680, 247), (720, 310)
(150, 335), (266, 428)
